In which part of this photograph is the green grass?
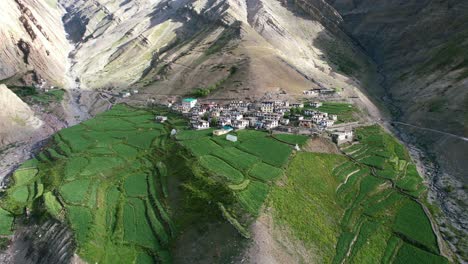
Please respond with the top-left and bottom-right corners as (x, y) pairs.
(315, 102), (359, 123)
(175, 128), (215, 140)
(270, 153), (345, 262)
(7, 86), (65, 104)
(10, 186), (30, 203)
(393, 200), (438, 253)
(67, 206), (93, 246)
(44, 192), (63, 218)
(181, 138), (223, 156)
(0, 208), (13, 235)
(381, 236), (401, 264)
(211, 147), (258, 172)
(235, 130), (267, 142)
(228, 179), (250, 191)
(60, 179), (91, 204)
(0, 108), (447, 264)
(248, 162), (283, 182)
(0, 105), (179, 262)
(199, 155), (244, 184)
(272, 125), (447, 263)
(12, 168), (38, 186)
(394, 242), (448, 264)
(272, 134), (308, 146)
(349, 221), (389, 263)
(237, 137), (292, 167)
(123, 174), (148, 197)
(236, 181), (269, 215)
(123, 198), (160, 249)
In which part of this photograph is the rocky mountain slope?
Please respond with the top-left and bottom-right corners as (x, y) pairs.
(323, 0), (468, 258)
(0, 0), (467, 262)
(56, 0), (372, 100)
(0, 84), (42, 146)
(0, 0), (69, 87)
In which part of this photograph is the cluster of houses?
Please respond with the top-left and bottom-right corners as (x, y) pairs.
(155, 97), (354, 145)
(303, 87), (339, 96)
(164, 98), (339, 131)
(119, 89), (139, 98)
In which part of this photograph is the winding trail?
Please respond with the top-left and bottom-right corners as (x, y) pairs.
(390, 121), (468, 142)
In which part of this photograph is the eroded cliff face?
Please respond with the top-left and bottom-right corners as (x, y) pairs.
(0, 84), (43, 146)
(324, 0), (468, 260)
(0, 0), (69, 87)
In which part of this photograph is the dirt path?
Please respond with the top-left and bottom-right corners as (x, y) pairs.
(336, 169), (360, 191)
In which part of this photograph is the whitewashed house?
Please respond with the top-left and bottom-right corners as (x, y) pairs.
(193, 120), (210, 130)
(332, 131), (353, 145)
(309, 101), (322, 108)
(182, 98), (197, 109)
(303, 89), (319, 96)
(264, 120), (279, 130)
(155, 116), (168, 123)
(232, 119), (249, 130)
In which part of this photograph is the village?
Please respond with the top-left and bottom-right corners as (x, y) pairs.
(155, 87), (356, 146)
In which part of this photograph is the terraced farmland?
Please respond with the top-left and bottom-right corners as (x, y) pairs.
(175, 129), (303, 230)
(0, 105), (176, 263)
(0, 105), (448, 264)
(270, 125), (448, 263)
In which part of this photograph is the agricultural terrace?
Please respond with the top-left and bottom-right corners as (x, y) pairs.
(0, 104), (177, 263)
(0, 104), (305, 262)
(305, 102), (360, 123)
(270, 125), (448, 263)
(175, 128), (303, 231)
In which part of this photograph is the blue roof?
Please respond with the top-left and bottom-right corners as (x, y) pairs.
(183, 98), (197, 102)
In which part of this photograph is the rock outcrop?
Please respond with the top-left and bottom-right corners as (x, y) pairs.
(0, 0), (69, 87)
(0, 84), (42, 147)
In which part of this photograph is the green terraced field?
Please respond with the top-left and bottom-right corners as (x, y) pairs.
(237, 137), (292, 167)
(314, 102), (360, 123)
(269, 125), (447, 263)
(0, 105), (175, 263)
(0, 105), (447, 264)
(199, 155), (245, 184)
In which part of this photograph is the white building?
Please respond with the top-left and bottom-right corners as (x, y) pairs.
(319, 120), (335, 127)
(193, 120), (210, 130)
(182, 98), (198, 109)
(309, 101), (322, 108)
(155, 116), (168, 123)
(226, 134), (238, 142)
(232, 119), (249, 130)
(232, 112), (243, 121)
(290, 103), (304, 108)
(332, 131), (353, 145)
(264, 120), (279, 130)
(218, 117), (232, 127)
(303, 89), (319, 96)
(280, 118), (290, 125)
(120, 91), (131, 98)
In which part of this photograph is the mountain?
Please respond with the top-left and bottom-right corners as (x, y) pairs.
(0, 0), (466, 262)
(323, 0), (468, 256)
(0, 84), (42, 146)
(0, 0), (69, 87)
(57, 0), (373, 101)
